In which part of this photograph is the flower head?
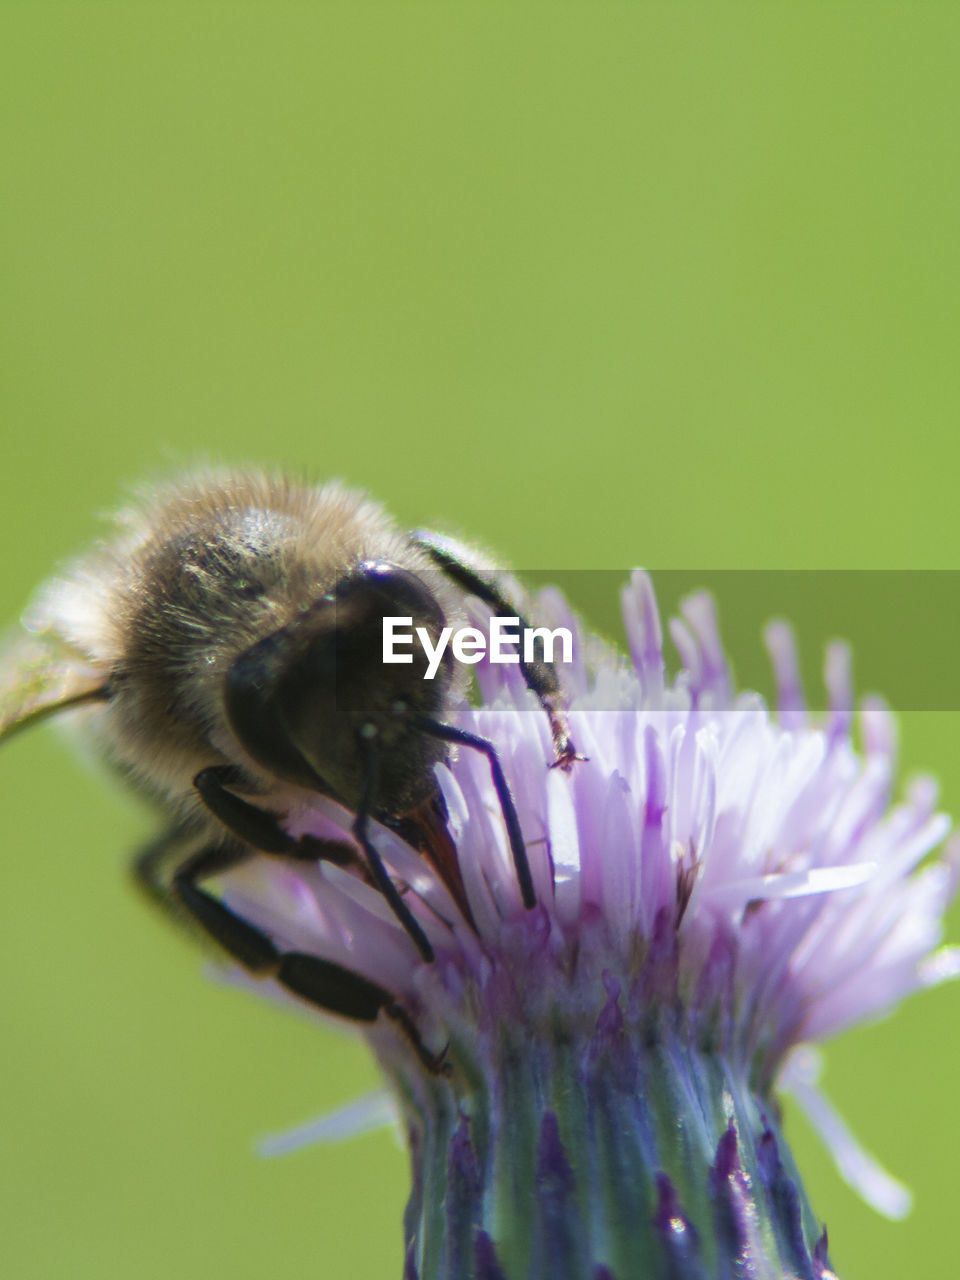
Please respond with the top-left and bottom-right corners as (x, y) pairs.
(222, 572), (959, 1278)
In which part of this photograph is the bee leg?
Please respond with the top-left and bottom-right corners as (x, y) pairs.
(412, 716), (536, 910)
(383, 1003), (452, 1077)
(198, 764), (437, 966)
(414, 537), (583, 769)
(133, 833), (254, 942)
(168, 845), (446, 1073)
(132, 828), (190, 914)
(194, 765), (355, 865)
(354, 737), (436, 965)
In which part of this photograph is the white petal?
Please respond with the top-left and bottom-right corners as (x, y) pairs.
(705, 862), (877, 910)
(919, 944), (960, 986)
(780, 1049), (912, 1220)
(258, 1090), (399, 1156)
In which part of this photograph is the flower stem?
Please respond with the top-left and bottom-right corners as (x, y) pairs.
(395, 1016), (834, 1280)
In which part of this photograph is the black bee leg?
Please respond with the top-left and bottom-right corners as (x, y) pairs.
(133, 828), (190, 914)
(196, 764), (436, 964)
(172, 843), (279, 971)
(384, 1003), (451, 1077)
(133, 832), (260, 954)
(194, 765), (355, 865)
(355, 737), (436, 964)
(412, 716), (536, 910)
(414, 537), (583, 769)
(166, 844), (446, 1073)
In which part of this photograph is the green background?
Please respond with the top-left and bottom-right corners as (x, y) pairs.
(2, 5), (959, 1277)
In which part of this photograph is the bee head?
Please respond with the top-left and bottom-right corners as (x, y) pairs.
(223, 561), (454, 814)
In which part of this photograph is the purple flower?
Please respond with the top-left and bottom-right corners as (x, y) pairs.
(223, 573), (959, 1278)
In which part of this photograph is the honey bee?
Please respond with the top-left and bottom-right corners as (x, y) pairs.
(0, 470), (577, 1055)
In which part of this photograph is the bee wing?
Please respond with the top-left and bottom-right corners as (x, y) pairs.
(0, 632), (109, 745)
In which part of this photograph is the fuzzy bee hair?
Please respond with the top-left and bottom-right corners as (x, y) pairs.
(3, 470), (466, 820)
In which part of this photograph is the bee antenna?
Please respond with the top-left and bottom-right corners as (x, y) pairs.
(412, 716), (536, 911)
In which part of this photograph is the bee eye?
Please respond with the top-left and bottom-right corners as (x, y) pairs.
(224, 626), (329, 792)
(337, 562), (445, 629)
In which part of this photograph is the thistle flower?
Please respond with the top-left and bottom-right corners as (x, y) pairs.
(220, 573), (959, 1280)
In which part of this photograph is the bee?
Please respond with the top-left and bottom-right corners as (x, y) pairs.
(0, 470), (577, 1057)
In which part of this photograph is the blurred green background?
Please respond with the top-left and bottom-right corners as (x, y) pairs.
(2, 5), (959, 1277)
